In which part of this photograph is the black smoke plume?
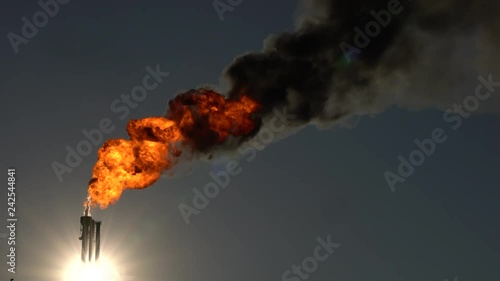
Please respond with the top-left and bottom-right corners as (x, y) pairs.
(222, 0), (500, 129)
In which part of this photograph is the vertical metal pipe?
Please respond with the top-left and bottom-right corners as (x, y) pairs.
(80, 216), (92, 262)
(89, 220), (94, 262)
(95, 221), (101, 261)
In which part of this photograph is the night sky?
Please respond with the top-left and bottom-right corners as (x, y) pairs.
(0, 0), (499, 281)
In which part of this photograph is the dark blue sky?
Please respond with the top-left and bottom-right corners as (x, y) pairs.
(0, 1), (499, 281)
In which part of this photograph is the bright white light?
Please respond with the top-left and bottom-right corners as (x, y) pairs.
(63, 257), (121, 281)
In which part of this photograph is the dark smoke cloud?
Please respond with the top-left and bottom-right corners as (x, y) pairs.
(223, 0), (500, 129)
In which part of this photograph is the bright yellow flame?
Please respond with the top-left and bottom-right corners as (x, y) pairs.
(63, 257), (121, 281)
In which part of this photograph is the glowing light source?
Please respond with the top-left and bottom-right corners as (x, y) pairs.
(63, 257), (121, 281)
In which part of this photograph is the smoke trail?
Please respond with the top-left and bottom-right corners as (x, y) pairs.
(223, 0), (500, 128)
(88, 0), (500, 208)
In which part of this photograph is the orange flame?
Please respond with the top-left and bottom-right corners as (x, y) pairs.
(87, 89), (260, 208)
